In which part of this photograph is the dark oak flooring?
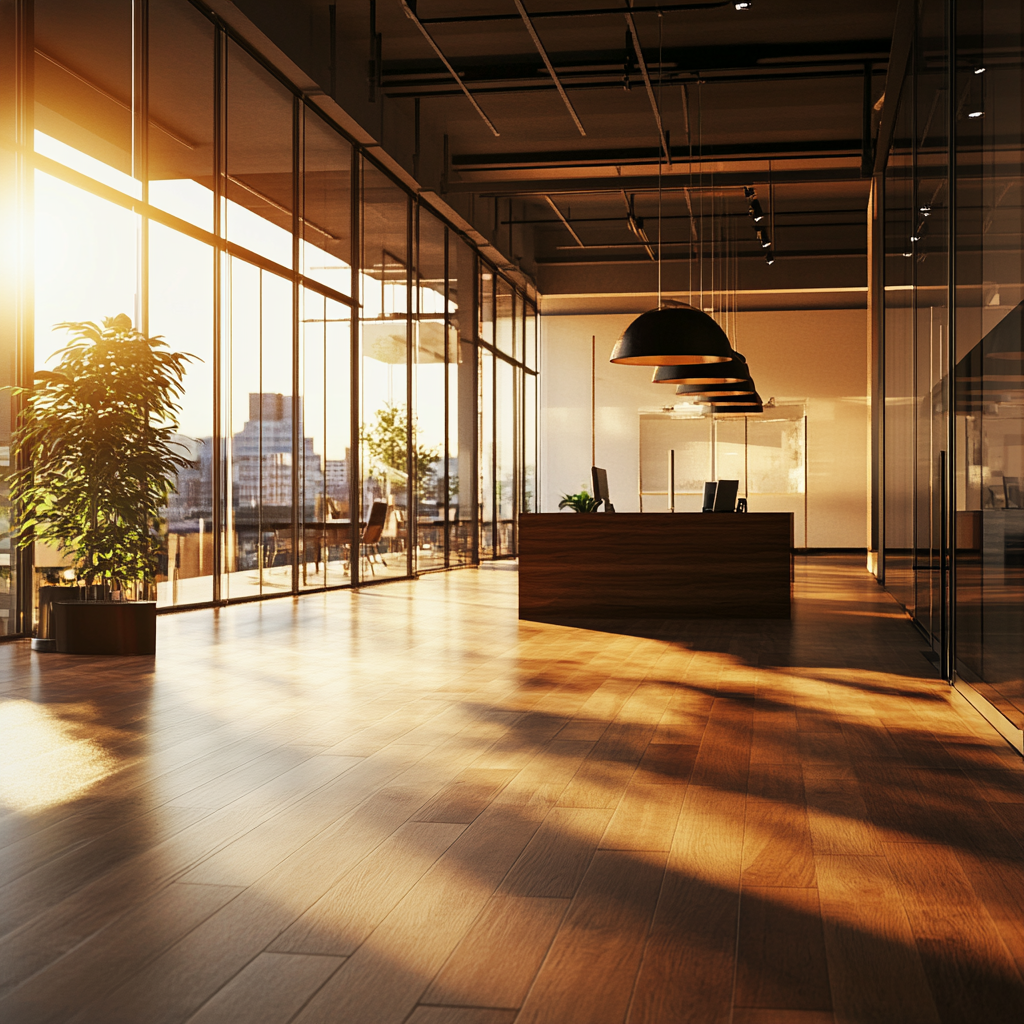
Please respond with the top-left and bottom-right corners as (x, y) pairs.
(0, 557), (1022, 1024)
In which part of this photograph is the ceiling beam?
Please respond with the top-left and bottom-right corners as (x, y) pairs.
(624, 7), (670, 164)
(513, 0), (587, 136)
(444, 168), (872, 194)
(452, 138), (865, 171)
(418, 2), (732, 25)
(544, 195), (586, 246)
(397, 0), (500, 136)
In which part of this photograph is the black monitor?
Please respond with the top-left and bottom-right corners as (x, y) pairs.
(713, 479), (740, 512)
(591, 467), (615, 512)
(702, 481), (718, 512)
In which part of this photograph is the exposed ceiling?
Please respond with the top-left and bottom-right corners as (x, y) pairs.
(331, 0), (900, 311)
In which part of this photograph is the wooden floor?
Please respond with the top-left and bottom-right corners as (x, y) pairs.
(1, 557), (1023, 1024)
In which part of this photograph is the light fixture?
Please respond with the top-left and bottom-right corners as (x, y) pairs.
(675, 380), (757, 398)
(698, 391), (762, 406)
(765, 252), (776, 266)
(611, 304), (734, 365)
(910, 232), (924, 243)
(968, 110), (985, 119)
(919, 205), (932, 216)
(652, 350), (751, 384)
(974, 66), (986, 74)
(902, 251), (913, 258)
(710, 403), (763, 415)
(757, 227), (771, 248)
(734, 1), (752, 8)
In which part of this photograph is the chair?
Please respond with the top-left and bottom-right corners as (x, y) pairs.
(360, 500), (390, 575)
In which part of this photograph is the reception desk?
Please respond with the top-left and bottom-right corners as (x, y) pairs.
(519, 512), (793, 620)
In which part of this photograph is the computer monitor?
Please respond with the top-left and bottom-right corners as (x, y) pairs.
(713, 479), (740, 512)
(591, 467), (615, 512)
(702, 481), (718, 512)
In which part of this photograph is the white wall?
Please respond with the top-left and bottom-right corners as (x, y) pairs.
(540, 309), (869, 548)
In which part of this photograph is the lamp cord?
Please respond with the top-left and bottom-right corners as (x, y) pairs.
(657, 14), (663, 306)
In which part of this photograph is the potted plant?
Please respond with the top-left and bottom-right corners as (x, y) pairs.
(558, 491), (601, 513)
(10, 314), (195, 654)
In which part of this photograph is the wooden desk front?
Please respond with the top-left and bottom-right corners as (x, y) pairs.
(518, 512), (793, 620)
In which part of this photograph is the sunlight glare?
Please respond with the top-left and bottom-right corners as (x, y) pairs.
(0, 700), (117, 812)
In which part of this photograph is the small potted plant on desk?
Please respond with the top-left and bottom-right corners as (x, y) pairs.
(558, 491), (601, 513)
(11, 315), (195, 655)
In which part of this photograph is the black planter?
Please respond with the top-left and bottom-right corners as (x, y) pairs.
(54, 601), (157, 655)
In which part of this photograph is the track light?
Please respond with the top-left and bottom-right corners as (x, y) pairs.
(919, 206), (931, 216)
(758, 228), (771, 249)
(765, 252), (775, 266)
(910, 233), (924, 243)
(968, 110), (985, 119)
(734, 1), (752, 8)
(974, 66), (986, 74)
(749, 198), (765, 223)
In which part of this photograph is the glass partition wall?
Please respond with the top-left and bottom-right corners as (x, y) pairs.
(881, 0), (1024, 749)
(0, 0), (536, 633)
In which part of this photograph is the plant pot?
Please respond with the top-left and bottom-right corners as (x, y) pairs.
(54, 601), (157, 655)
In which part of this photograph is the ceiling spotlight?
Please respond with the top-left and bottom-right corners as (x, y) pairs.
(749, 198), (765, 223)
(765, 252), (775, 266)
(968, 110), (985, 119)
(758, 228), (771, 249)
(902, 251), (913, 257)
(973, 66), (986, 75)
(910, 233), (923, 243)
(919, 206), (932, 216)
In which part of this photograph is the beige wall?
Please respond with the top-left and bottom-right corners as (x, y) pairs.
(540, 309), (869, 548)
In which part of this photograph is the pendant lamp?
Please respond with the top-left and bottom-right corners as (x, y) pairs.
(653, 350), (750, 385)
(698, 391), (762, 407)
(610, 304), (734, 366)
(676, 380), (757, 399)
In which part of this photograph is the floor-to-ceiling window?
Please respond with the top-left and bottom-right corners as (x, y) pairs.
(881, 0), (1024, 750)
(4, 0), (538, 633)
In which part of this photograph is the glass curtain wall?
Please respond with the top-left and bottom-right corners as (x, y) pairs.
(951, 0), (1024, 729)
(4, 0), (536, 632)
(882, 0), (1024, 744)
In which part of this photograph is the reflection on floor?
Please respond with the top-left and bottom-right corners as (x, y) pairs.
(1, 557), (1022, 1023)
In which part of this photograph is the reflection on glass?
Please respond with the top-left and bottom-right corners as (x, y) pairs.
(525, 301), (538, 370)
(524, 371), (537, 514)
(303, 108), (353, 296)
(496, 357), (516, 554)
(223, 259), (294, 598)
(479, 347), (494, 558)
(33, 0), (137, 196)
(496, 276), (514, 357)
(151, 224), (214, 607)
(148, 0), (215, 230)
(449, 235), (478, 564)
(414, 212), (447, 571)
(479, 264), (494, 345)
(299, 290), (352, 590)
(226, 41), (293, 267)
(360, 161), (410, 579)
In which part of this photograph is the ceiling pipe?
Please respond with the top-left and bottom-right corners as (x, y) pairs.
(513, 0), (587, 136)
(623, 8), (672, 166)
(398, 0), (500, 136)
(418, 2), (732, 25)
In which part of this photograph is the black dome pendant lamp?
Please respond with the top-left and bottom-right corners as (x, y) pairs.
(653, 350), (751, 385)
(610, 304), (735, 366)
(700, 391), (763, 408)
(676, 380), (757, 398)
